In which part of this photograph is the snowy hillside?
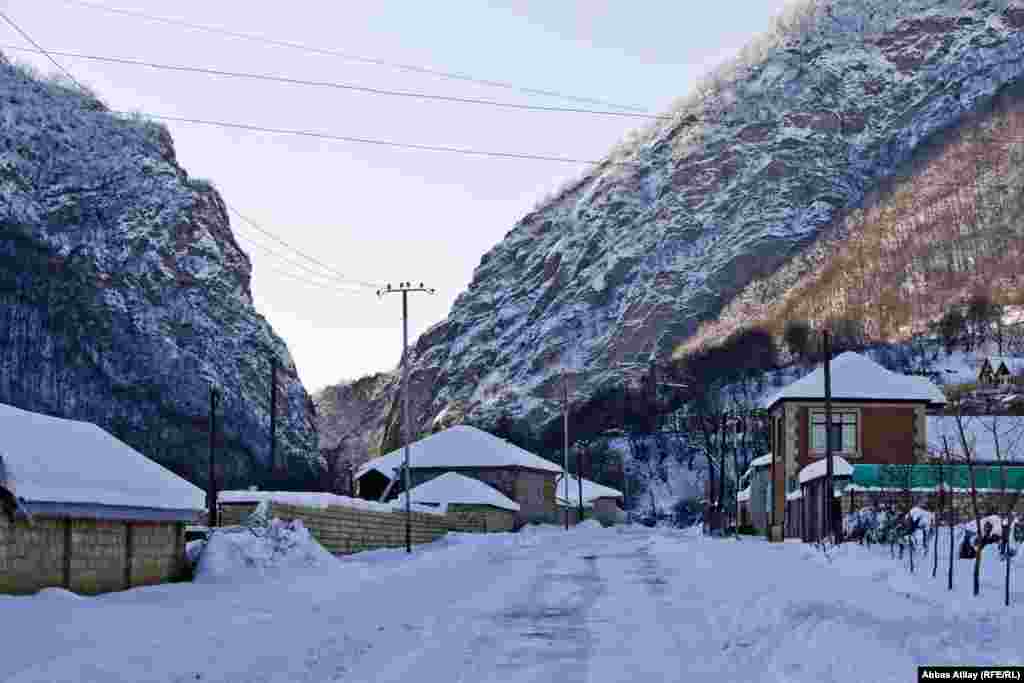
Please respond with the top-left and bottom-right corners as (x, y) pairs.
(369, 0), (1024, 455)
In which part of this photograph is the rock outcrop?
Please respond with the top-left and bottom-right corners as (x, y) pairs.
(0, 56), (319, 488)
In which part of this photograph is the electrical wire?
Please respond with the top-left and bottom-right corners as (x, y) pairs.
(51, 0), (650, 113)
(232, 226), (370, 291)
(0, 44), (671, 121)
(0, 10), (84, 90)
(226, 205), (381, 290)
(112, 112), (637, 166)
(0, 11), (381, 294)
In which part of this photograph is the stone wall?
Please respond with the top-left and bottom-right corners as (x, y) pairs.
(515, 469), (557, 523)
(219, 502), (454, 555)
(447, 504), (515, 533)
(0, 515), (186, 595)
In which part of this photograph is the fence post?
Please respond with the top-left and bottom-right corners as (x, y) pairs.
(62, 519), (72, 590)
(124, 522), (133, 589)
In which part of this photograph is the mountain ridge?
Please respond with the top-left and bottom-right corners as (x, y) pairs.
(315, 1), (1024, 458)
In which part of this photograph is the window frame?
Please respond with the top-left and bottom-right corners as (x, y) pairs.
(809, 409), (858, 456)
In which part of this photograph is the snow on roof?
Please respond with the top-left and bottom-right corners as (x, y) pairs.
(355, 425), (562, 480)
(395, 473), (520, 513)
(218, 490), (445, 516)
(0, 402), (204, 512)
(798, 456), (854, 484)
(555, 474), (623, 507)
(748, 453), (772, 470)
(926, 416), (1024, 462)
(737, 486), (751, 502)
(762, 352), (946, 408)
(786, 489), (803, 501)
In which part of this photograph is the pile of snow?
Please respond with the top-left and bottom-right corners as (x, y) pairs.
(218, 490), (445, 515)
(185, 540), (205, 566)
(194, 518), (338, 583)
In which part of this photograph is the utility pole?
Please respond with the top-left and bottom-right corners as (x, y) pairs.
(378, 282), (435, 553)
(824, 330), (834, 544)
(208, 386), (219, 528)
(563, 368), (570, 530)
(269, 356), (278, 474)
(577, 446), (584, 524)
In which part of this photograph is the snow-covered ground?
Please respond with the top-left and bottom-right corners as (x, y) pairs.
(2, 522), (1022, 683)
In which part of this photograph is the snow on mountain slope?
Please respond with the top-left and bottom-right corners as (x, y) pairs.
(370, 1), (1024, 453)
(0, 56), (319, 488)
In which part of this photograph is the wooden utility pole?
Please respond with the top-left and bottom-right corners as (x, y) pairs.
(208, 386), (219, 528)
(563, 369), (570, 530)
(823, 330), (834, 544)
(269, 356), (278, 473)
(378, 282), (435, 553)
(577, 447), (584, 524)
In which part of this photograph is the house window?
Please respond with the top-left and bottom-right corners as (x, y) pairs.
(810, 411), (856, 454)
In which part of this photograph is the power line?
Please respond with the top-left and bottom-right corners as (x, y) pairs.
(0, 45), (671, 121)
(51, 0), (650, 114)
(0, 10), (84, 90)
(237, 238), (367, 298)
(113, 112), (635, 166)
(232, 230), (369, 293)
(0, 14), (381, 296)
(226, 205), (381, 290)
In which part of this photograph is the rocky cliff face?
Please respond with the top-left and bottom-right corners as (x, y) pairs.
(368, 0), (1024, 454)
(315, 372), (393, 465)
(0, 56), (319, 488)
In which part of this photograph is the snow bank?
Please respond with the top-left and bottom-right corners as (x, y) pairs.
(185, 540), (205, 566)
(194, 519), (339, 583)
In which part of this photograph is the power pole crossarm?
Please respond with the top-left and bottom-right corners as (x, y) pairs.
(378, 282), (435, 553)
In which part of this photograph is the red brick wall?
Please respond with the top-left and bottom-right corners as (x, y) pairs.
(861, 406), (915, 464)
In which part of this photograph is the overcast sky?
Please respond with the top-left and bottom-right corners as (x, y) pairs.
(3, 0), (792, 393)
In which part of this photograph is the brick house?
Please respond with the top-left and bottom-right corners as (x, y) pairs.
(760, 352), (947, 542)
(0, 402), (204, 595)
(354, 426), (561, 524)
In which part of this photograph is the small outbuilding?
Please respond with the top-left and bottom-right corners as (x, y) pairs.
(0, 402), (205, 595)
(555, 474), (624, 526)
(396, 472), (520, 532)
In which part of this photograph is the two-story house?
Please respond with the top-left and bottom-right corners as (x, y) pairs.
(759, 352), (947, 542)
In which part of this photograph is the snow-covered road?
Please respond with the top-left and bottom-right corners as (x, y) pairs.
(3, 524), (1023, 683)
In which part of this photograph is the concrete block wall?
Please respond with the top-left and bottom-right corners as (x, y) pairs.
(0, 516), (64, 594)
(219, 502), (455, 555)
(0, 515), (186, 596)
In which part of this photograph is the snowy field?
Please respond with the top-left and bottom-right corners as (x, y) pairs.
(2, 521), (1023, 683)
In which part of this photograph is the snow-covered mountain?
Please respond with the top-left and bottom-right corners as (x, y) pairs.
(0, 56), (319, 488)
(350, 1), (1024, 455)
